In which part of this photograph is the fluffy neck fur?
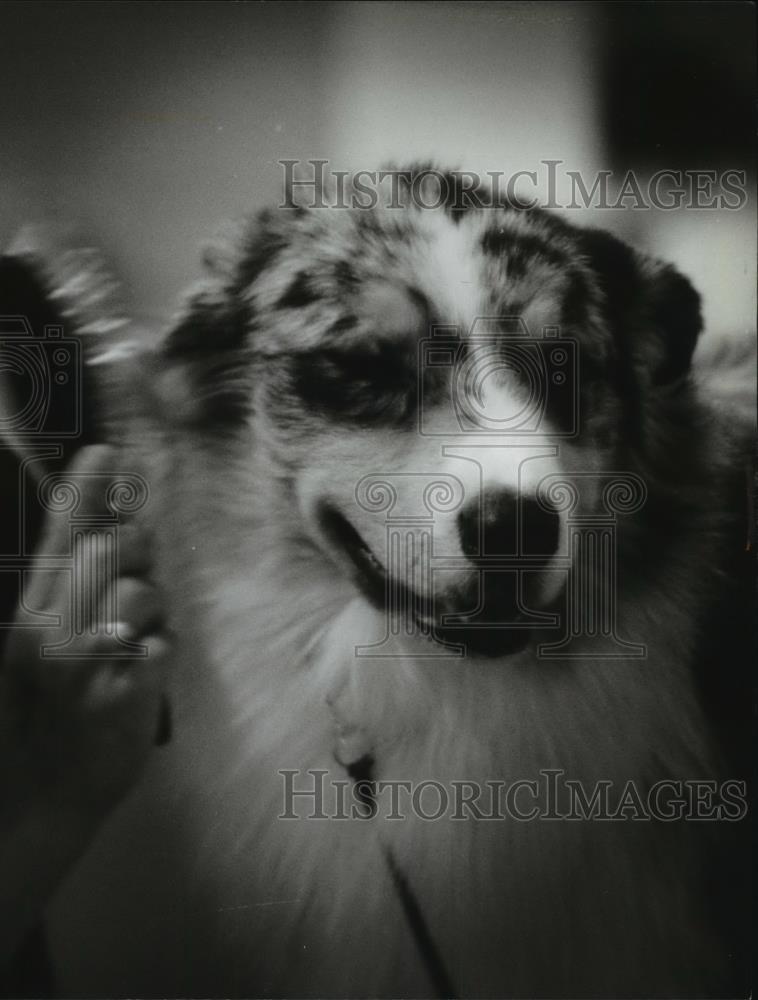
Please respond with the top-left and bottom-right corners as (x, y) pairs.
(132, 381), (739, 997)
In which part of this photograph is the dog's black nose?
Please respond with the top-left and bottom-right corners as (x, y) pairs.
(457, 488), (560, 558)
(521, 495), (561, 557)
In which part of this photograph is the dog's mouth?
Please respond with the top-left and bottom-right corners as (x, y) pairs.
(318, 502), (390, 608)
(317, 502), (532, 657)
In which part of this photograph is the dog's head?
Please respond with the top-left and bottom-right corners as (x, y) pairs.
(159, 171), (702, 656)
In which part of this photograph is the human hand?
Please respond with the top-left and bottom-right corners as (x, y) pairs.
(0, 445), (172, 817)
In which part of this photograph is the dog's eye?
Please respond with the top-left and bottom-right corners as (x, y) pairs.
(292, 342), (417, 424)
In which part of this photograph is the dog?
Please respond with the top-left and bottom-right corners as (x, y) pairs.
(6, 169), (754, 997)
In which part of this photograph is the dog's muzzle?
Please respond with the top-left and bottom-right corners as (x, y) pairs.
(317, 489), (560, 657)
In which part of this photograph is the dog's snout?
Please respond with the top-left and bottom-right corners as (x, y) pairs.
(458, 488), (516, 557)
(457, 488), (560, 559)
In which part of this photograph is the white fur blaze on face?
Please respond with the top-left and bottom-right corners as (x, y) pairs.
(411, 211), (484, 328)
(446, 376), (569, 605)
(290, 206), (572, 630)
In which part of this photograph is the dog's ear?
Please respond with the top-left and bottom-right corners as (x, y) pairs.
(579, 227), (702, 386)
(157, 275), (256, 430)
(157, 212), (290, 428)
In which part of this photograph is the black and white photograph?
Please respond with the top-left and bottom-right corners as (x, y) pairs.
(0, 2), (755, 997)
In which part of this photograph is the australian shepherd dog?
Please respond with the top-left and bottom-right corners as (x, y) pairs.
(8, 169), (754, 998)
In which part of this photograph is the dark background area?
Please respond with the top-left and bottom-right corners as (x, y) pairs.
(601, 2), (755, 169)
(1, 1), (754, 337)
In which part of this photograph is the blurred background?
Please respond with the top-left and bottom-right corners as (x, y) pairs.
(1, 0), (755, 338)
